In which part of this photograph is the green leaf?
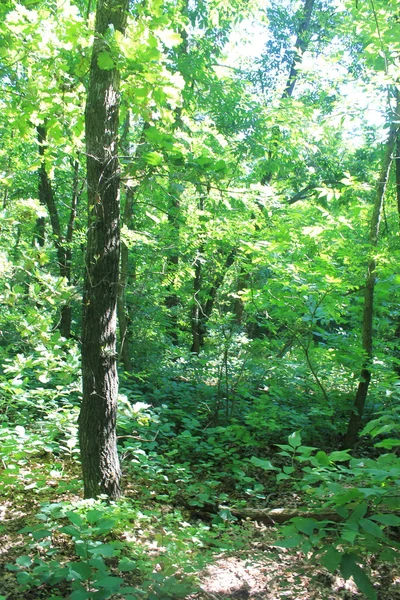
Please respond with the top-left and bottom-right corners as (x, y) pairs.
(60, 525), (80, 537)
(96, 518), (116, 533)
(340, 554), (377, 600)
(143, 151), (163, 166)
(291, 517), (318, 536)
(320, 547), (342, 573)
(86, 509), (104, 524)
(359, 518), (384, 539)
(16, 572), (32, 586)
(288, 431), (302, 449)
(67, 511), (84, 527)
(97, 51), (114, 70)
(328, 450), (352, 462)
(32, 529), (52, 540)
(348, 502), (368, 522)
(70, 591), (91, 600)
(68, 561), (93, 581)
(274, 536), (302, 548)
(250, 456), (278, 471)
(275, 444), (292, 452)
(315, 450), (330, 466)
(118, 558), (137, 572)
(374, 438), (400, 449)
(16, 555), (32, 567)
(370, 514), (400, 526)
(89, 543), (117, 557)
(94, 575), (124, 590)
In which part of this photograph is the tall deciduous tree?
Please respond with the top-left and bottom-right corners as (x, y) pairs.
(343, 96), (399, 448)
(79, 0), (129, 499)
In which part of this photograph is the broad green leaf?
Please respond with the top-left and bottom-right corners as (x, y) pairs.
(70, 591), (91, 600)
(67, 511), (84, 527)
(143, 151), (163, 166)
(250, 456), (278, 471)
(68, 561), (92, 581)
(348, 502), (368, 522)
(283, 466), (295, 474)
(340, 553), (361, 579)
(277, 472), (291, 482)
(370, 514), (400, 526)
(274, 536), (302, 548)
(16, 572), (32, 585)
(328, 450), (352, 462)
(374, 438), (400, 449)
(118, 558), (137, 572)
(16, 555), (32, 567)
(320, 547), (342, 573)
(60, 525), (80, 537)
(288, 431), (302, 449)
(86, 509), (104, 524)
(340, 554), (377, 600)
(97, 51), (114, 70)
(88, 543), (117, 557)
(292, 517), (318, 536)
(359, 518), (384, 539)
(315, 451), (330, 466)
(94, 575), (124, 590)
(32, 529), (52, 540)
(275, 444), (292, 452)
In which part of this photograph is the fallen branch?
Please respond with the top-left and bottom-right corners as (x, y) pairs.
(223, 506), (343, 525)
(223, 505), (400, 525)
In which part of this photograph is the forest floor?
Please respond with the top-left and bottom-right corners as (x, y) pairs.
(1, 486), (400, 600)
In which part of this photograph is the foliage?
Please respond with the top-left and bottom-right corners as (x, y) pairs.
(1, 0), (400, 597)
(258, 427), (400, 599)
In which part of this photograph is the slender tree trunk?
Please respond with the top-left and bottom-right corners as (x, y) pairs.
(117, 183), (135, 372)
(37, 125), (79, 338)
(165, 192), (181, 344)
(282, 0), (316, 98)
(190, 227), (236, 354)
(191, 249), (203, 354)
(343, 117), (399, 448)
(117, 110), (136, 372)
(79, 0), (129, 499)
(164, 15), (188, 343)
(392, 99), (400, 375)
(59, 158), (81, 338)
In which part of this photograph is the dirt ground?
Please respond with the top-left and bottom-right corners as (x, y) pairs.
(1, 500), (400, 600)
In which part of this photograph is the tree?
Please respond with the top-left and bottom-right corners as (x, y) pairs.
(79, 0), (129, 499)
(343, 96), (399, 448)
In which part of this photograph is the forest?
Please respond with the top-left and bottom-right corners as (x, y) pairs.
(0, 0), (400, 598)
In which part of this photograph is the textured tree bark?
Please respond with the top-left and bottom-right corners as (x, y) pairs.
(79, 0), (128, 499)
(343, 116), (399, 448)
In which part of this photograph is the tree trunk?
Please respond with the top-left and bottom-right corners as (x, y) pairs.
(37, 125), (80, 338)
(79, 0), (128, 499)
(117, 110), (136, 373)
(343, 116), (399, 448)
(282, 0), (316, 98)
(165, 192), (181, 344)
(261, 0), (316, 186)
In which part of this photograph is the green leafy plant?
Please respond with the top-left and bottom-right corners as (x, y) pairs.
(254, 430), (400, 600)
